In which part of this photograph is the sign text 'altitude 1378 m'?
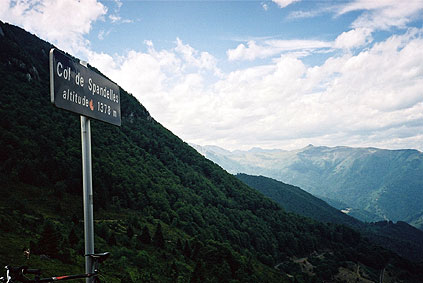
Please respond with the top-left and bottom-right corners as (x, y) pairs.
(49, 48), (121, 126)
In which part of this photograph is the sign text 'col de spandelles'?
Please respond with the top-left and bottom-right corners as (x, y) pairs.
(49, 48), (121, 126)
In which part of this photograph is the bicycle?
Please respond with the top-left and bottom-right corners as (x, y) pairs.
(0, 252), (110, 282)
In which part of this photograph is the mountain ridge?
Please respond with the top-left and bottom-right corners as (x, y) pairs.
(192, 143), (423, 228)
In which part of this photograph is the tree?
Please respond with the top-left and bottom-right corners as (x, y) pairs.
(191, 241), (203, 260)
(183, 240), (191, 259)
(120, 271), (134, 283)
(68, 227), (78, 248)
(190, 261), (205, 283)
(139, 225), (151, 245)
(170, 261), (178, 280)
(127, 224), (134, 239)
(108, 233), (117, 246)
(37, 220), (61, 258)
(153, 222), (165, 248)
(176, 238), (183, 251)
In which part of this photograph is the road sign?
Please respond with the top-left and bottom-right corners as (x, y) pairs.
(49, 48), (121, 126)
(49, 48), (122, 281)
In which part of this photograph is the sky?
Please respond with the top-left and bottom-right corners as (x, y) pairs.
(1, 0), (423, 151)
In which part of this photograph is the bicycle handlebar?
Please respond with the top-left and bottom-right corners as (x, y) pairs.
(20, 268), (41, 276)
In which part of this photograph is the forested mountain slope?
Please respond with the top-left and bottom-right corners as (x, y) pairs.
(236, 173), (423, 262)
(1, 21), (422, 282)
(193, 144), (423, 227)
(236, 174), (363, 228)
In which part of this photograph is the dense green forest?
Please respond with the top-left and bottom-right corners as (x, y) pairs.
(236, 173), (423, 263)
(1, 21), (422, 282)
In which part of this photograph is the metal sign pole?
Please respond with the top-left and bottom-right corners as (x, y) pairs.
(81, 115), (94, 283)
(50, 50), (120, 283)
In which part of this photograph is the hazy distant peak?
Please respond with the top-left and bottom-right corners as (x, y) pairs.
(190, 143), (231, 156)
(248, 147), (266, 153)
(247, 147), (286, 153)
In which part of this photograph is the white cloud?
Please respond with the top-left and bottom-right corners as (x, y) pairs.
(286, 4), (334, 20)
(174, 38), (219, 74)
(88, 49), (166, 97)
(109, 14), (121, 23)
(272, 0), (301, 9)
(181, 29), (423, 150)
(113, 0), (123, 10)
(109, 12), (132, 24)
(87, 39), (221, 125)
(98, 29), (110, 40)
(338, 0), (423, 31)
(334, 28), (373, 49)
(108, 0), (132, 24)
(1, 0), (422, 151)
(227, 41), (266, 61)
(287, 10), (320, 19)
(107, 29), (421, 150)
(0, 0), (107, 54)
(227, 39), (332, 61)
(86, 27), (423, 151)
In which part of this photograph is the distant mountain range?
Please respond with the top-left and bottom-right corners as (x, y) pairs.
(192, 144), (423, 229)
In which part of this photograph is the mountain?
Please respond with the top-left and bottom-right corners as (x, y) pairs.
(193, 144), (423, 228)
(236, 173), (423, 262)
(235, 173), (362, 229)
(1, 21), (423, 282)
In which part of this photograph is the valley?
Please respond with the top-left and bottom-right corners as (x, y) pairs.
(193, 144), (423, 229)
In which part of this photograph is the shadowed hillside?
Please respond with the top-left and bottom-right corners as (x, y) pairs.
(236, 173), (423, 262)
